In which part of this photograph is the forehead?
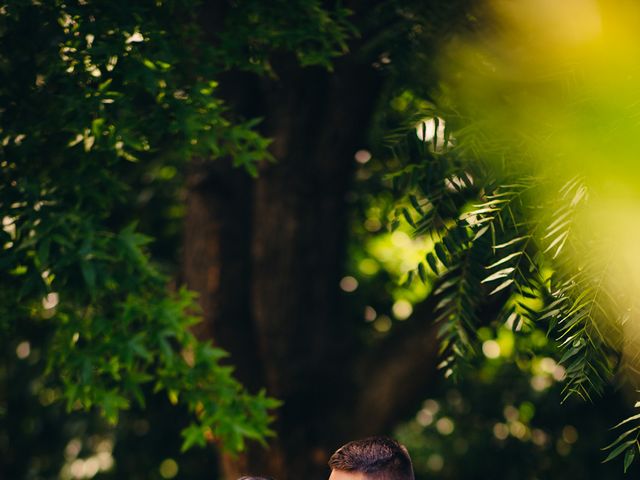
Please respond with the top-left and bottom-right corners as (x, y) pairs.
(328, 470), (369, 480)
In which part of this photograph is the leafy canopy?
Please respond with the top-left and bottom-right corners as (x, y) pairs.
(0, 0), (351, 453)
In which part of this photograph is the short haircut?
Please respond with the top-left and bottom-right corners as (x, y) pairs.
(328, 436), (414, 480)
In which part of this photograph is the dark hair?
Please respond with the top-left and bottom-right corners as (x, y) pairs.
(328, 436), (414, 480)
(237, 477), (273, 480)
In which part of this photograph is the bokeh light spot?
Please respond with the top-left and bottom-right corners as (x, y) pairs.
(531, 428), (549, 447)
(493, 422), (509, 440)
(16, 341), (30, 359)
(42, 292), (59, 310)
(359, 258), (379, 276)
(392, 299), (413, 320)
(422, 399), (440, 415)
(427, 454), (444, 472)
(530, 375), (552, 391)
(354, 149), (372, 164)
(482, 340), (501, 359)
(562, 425), (578, 444)
(364, 306), (377, 322)
(373, 315), (392, 333)
(364, 217), (382, 232)
(416, 409), (433, 427)
(159, 458), (178, 479)
(509, 421), (527, 440)
(435, 417), (454, 435)
(339, 276), (358, 292)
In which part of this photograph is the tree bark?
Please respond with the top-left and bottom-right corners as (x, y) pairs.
(183, 22), (443, 480)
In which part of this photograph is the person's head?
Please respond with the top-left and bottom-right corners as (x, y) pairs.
(328, 436), (414, 480)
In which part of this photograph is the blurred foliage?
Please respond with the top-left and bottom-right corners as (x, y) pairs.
(396, 326), (636, 479)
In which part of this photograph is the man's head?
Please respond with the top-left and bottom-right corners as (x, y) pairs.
(328, 436), (414, 480)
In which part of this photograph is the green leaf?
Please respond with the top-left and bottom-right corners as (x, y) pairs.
(402, 270), (414, 287)
(489, 278), (514, 295)
(493, 236), (529, 249)
(485, 251), (522, 270)
(603, 428), (639, 450)
(181, 424), (207, 452)
(545, 230), (569, 258)
(624, 447), (636, 473)
(91, 118), (105, 136)
(481, 267), (514, 283)
(434, 243), (448, 266)
(409, 194), (424, 215)
(435, 294), (455, 311)
(603, 440), (635, 463)
(100, 391), (130, 424)
(559, 345), (583, 366)
(612, 413), (640, 430)
(418, 262), (428, 283)
(142, 58), (157, 70)
(473, 225), (490, 241)
(434, 278), (457, 295)
(129, 334), (153, 361)
(402, 208), (416, 227)
(426, 252), (438, 274)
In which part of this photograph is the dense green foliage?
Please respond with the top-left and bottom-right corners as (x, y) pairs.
(0, 0), (350, 460)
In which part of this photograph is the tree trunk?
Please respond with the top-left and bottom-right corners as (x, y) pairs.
(182, 45), (441, 480)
